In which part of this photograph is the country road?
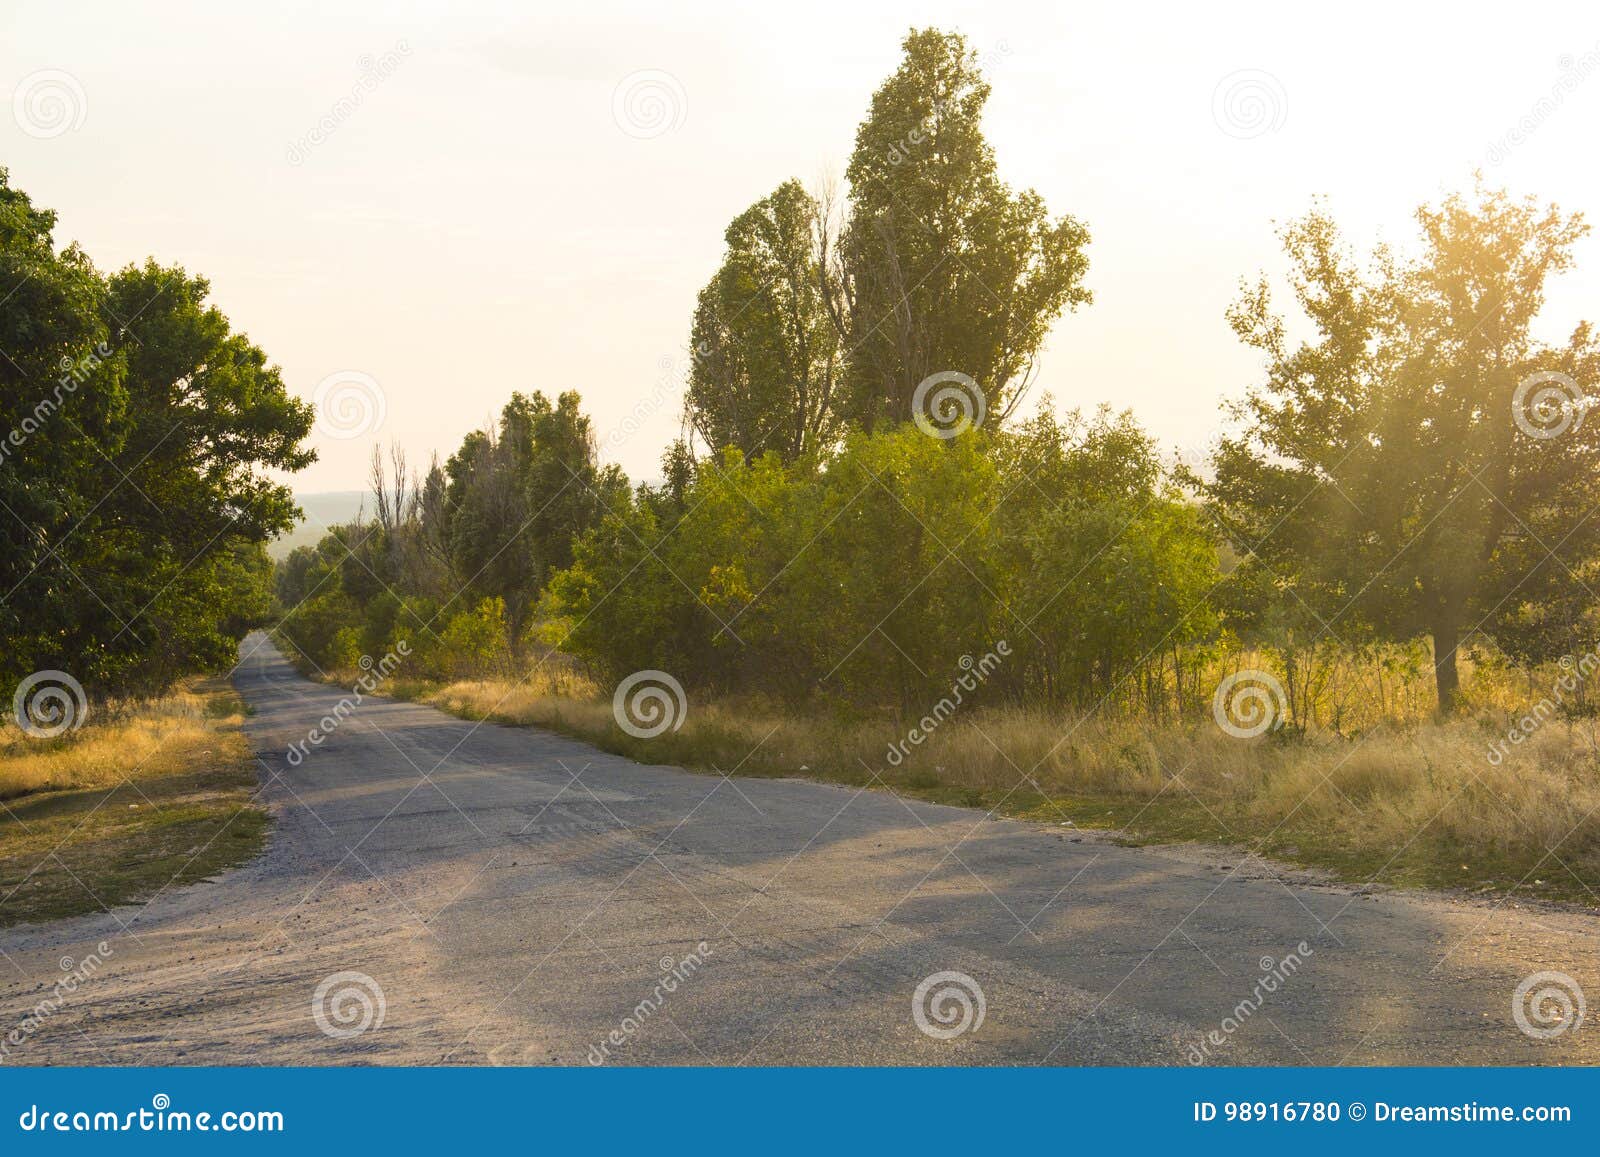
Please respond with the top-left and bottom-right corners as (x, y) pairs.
(2, 632), (1596, 1065)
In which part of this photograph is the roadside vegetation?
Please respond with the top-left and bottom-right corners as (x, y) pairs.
(271, 28), (1600, 908)
(2, 166), (311, 702)
(0, 681), (268, 928)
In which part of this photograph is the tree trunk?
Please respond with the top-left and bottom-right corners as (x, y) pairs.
(1432, 619), (1461, 716)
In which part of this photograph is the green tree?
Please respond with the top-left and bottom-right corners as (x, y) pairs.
(506, 390), (628, 577)
(994, 407), (1219, 710)
(687, 180), (843, 461)
(1, 169), (125, 689)
(539, 484), (700, 682)
(833, 28), (1092, 429)
(1202, 188), (1600, 713)
(442, 391), (625, 648)
(2, 169), (313, 694)
(444, 425), (537, 637)
(544, 428), (1005, 711)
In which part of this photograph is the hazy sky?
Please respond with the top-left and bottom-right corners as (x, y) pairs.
(5, 0), (1599, 492)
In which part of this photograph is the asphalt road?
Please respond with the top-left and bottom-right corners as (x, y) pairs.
(2, 632), (1596, 1065)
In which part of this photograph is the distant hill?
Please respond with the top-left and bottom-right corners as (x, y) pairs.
(268, 490), (368, 559)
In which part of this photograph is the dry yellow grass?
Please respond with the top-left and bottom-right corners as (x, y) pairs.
(0, 682), (268, 927)
(0, 691), (225, 800)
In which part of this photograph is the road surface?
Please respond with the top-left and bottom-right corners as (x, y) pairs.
(2, 633), (1596, 1064)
